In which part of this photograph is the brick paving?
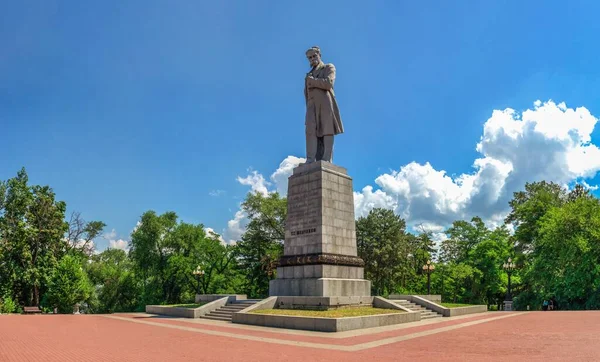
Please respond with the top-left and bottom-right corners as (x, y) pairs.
(1, 311), (599, 361)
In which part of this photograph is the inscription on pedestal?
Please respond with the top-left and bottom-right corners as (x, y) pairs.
(286, 181), (321, 235)
(291, 228), (316, 236)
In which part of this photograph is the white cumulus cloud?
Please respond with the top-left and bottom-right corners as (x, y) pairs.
(224, 100), (600, 241)
(270, 156), (305, 195)
(225, 156), (304, 242)
(236, 170), (270, 196)
(225, 210), (248, 243)
(361, 100), (600, 229)
(103, 228), (129, 252)
(353, 185), (397, 218)
(204, 227), (227, 245)
(109, 239), (128, 250)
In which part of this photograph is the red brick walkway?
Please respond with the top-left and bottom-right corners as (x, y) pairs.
(1, 311), (599, 361)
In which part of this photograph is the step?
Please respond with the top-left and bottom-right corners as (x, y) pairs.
(398, 303), (419, 307)
(421, 314), (442, 319)
(219, 307), (246, 312)
(208, 311), (234, 317)
(200, 315), (231, 321)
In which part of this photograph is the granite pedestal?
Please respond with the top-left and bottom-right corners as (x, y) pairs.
(269, 161), (370, 304)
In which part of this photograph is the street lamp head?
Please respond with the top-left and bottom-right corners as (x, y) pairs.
(193, 266), (205, 276)
(503, 258), (516, 271)
(422, 261), (435, 272)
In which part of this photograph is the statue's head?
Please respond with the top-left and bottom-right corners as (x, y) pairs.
(305, 46), (322, 68)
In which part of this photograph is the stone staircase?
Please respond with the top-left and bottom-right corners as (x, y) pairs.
(394, 299), (442, 320)
(200, 299), (261, 322)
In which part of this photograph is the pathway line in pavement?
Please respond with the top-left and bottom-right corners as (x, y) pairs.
(103, 312), (526, 351)
(347, 312), (527, 351)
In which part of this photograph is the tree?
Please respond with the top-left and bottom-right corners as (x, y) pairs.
(185, 229), (239, 295)
(66, 212), (106, 257)
(356, 208), (412, 296)
(86, 248), (139, 313)
(129, 210), (241, 305)
(45, 254), (93, 313)
(440, 217), (489, 264)
(530, 196), (600, 309)
(505, 181), (566, 254)
(165, 223), (239, 301)
(234, 192), (286, 298)
(470, 226), (513, 308)
(129, 211), (178, 305)
(0, 168), (69, 307)
(445, 263), (479, 303)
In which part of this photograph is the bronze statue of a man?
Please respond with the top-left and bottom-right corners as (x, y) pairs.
(304, 46), (344, 163)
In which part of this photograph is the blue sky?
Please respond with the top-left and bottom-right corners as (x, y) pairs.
(2, 1), (600, 249)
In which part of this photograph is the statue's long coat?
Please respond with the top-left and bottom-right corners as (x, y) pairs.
(304, 63), (344, 137)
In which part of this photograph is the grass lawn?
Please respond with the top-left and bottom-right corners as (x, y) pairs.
(163, 303), (205, 309)
(440, 303), (474, 308)
(250, 307), (404, 318)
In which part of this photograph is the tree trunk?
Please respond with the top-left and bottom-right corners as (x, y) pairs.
(34, 285), (39, 306)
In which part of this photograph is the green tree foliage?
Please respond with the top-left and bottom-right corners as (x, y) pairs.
(0, 295), (18, 313)
(3, 167), (600, 313)
(523, 195), (600, 309)
(354, 209), (437, 296)
(469, 226), (513, 308)
(0, 168), (69, 306)
(129, 211), (178, 304)
(66, 212), (106, 258)
(234, 192), (286, 298)
(129, 210), (240, 306)
(505, 181), (566, 254)
(436, 218), (513, 307)
(86, 249), (139, 313)
(45, 254), (93, 313)
(440, 217), (489, 264)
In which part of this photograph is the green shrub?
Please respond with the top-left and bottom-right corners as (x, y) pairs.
(1, 295), (17, 314)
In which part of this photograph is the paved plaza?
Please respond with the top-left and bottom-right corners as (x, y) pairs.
(1, 311), (600, 361)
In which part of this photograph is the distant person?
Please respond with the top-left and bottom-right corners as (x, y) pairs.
(549, 300), (554, 311)
(542, 300), (548, 311)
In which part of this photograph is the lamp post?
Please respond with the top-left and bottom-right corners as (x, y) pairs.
(422, 260), (435, 295)
(503, 258), (516, 311)
(192, 266), (205, 295)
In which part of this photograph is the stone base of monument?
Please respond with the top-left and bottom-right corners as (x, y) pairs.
(232, 296), (421, 332)
(269, 278), (371, 299)
(269, 161), (371, 310)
